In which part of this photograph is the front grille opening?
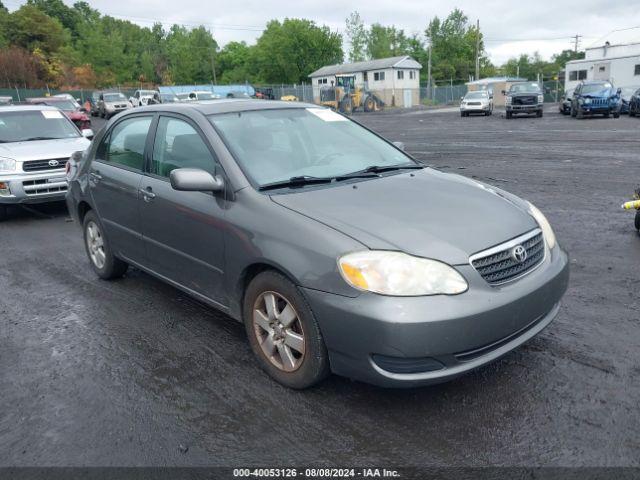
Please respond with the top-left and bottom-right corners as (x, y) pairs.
(22, 178), (67, 195)
(471, 232), (544, 285)
(454, 313), (547, 362)
(372, 354), (445, 374)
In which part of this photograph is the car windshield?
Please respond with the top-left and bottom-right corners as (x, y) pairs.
(564, 89), (574, 97)
(0, 110), (79, 142)
(196, 92), (215, 100)
(140, 90), (156, 96)
(161, 94), (177, 102)
(581, 83), (612, 95)
(104, 93), (126, 102)
(176, 93), (189, 99)
(44, 100), (76, 110)
(509, 83), (541, 93)
(209, 108), (415, 188)
(465, 92), (487, 99)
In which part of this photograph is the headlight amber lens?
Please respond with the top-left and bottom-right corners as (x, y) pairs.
(528, 202), (557, 249)
(338, 251), (468, 296)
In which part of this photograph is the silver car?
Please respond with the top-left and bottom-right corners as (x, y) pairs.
(0, 106), (92, 220)
(66, 100), (569, 389)
(98, 92), (132, 119)
(460, 91), (493, 116)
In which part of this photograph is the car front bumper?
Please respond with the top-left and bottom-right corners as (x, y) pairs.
(0, 170), (68, 204)
(461, 104), (490, 112)
(302, 245), (569, 387)
(506, 104), (543, 113)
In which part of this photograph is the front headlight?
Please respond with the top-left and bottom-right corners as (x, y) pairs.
(505, 96), (512, 105)
(0, 157), (16, 173)
(538, 94), (544, 103)
(584, 98), (592, 104)
(527, 202), (556, 250)
(338, 251), (468, 296)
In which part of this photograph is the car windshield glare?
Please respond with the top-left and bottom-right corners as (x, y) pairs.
(0, 110), (80, 142)
(209, 108), (415, 188)
(104, 93), (126, 102)
(46, 100), (76, 110)
(581, 83), (613, 95)
(509, 83), (541, 93)
(465, 92), (487, 99)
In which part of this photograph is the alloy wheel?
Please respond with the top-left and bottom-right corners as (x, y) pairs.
(252, 291), (306, 372)
(86, 221), (106, 269)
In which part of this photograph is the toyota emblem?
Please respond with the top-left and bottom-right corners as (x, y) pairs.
(48, 159), (60, 167)
(511, 245), (527, 263)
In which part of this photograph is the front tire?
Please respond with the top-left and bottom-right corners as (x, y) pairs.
(537, 109), (543, 117)
(613, 111), (620, 119)
(83, 210), (128, 280)
(506, 111), (512, 119)
(0, 205), (7, 221)
(243, 271), (329, 389)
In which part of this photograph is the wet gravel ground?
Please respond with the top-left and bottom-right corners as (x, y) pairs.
(1, 107), (639, 467)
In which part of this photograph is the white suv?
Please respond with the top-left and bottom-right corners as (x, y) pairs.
(0, 105), (92, 220)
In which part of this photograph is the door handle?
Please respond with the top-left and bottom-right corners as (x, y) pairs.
(140, 187), (156, 201)
(89, 171), (102, 182)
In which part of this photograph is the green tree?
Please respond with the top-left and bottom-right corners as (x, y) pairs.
(425, 8), (490, 82)
(6, 5), (68, 54)
(253, 18), (343, 83)
(26, 0), (81, 37)
(345, 11), (367, 62)
(217, 41), (255, 83)
(366, 24), (410, 59)
(166, 25), (218, 84)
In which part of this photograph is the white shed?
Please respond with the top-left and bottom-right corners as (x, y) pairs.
(565, 40), (640, 91)
(308, 56), (422, 108)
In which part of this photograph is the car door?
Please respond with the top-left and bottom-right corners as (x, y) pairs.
(89, 114), (154, 264)
(139, 114), (227, 306)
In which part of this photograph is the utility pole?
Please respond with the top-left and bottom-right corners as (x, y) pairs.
(211, 51), (217, 85)
(573, 34), (582, 53)
(427, 41), (432, 101)
(475, 19), (480, 80)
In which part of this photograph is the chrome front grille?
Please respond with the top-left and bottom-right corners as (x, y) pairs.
(589, 98), (608, 106)
(23, 158), (68, 172)
(470, 229), (545, 285)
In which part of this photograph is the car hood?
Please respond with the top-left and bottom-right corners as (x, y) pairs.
(271, 168), (538, 265)
(509, 92), (541, 96)
(105, 101), (127, 107)
(0, 137), (91, 161)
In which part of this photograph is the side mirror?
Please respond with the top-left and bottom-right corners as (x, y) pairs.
(76, 98), (81, 102)
(81, 128), (94, 139)
(170, 168), (224, 193)
(460, 96), (464, 101)
(392, 141), (405, 151)
(617, 88), (622, 95)
(501, 90), (506, 95)
(79, 107), (87, 113)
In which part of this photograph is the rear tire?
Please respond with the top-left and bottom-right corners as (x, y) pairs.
(83, 210), (128, 280)
(363, 96), (375, 112)
(243, 271), (330, 389)
(0, 205), (7, 221)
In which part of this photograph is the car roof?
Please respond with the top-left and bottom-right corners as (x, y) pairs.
(0, 105), (62, 112)
(123, 99), (317, 115)
(581, 80), (612, 85)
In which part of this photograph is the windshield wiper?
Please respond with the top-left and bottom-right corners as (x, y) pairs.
(21, 136), (61, 141)
(258, 175), (334, 191)
(335, 163), (424, 180)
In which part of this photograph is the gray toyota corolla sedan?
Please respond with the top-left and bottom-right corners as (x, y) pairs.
(66, 100), (569, 389)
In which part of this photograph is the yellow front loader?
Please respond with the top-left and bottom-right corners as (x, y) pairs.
(319, 75), (383, 114)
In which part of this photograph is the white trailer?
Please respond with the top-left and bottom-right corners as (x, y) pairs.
(565, 42), (640, 92)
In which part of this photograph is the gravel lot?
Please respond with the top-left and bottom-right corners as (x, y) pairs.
(1, 107), (639, 467)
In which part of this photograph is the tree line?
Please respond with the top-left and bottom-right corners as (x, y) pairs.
(0, 0), (584, 90)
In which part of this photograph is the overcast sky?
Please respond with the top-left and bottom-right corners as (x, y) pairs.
(6, 0), (640, 64)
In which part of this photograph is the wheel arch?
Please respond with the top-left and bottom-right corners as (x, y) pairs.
(77, 200), (93, 224)
(234, 261), (302, 322)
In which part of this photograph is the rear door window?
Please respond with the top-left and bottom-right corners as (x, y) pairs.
(98, 116), (152, 171)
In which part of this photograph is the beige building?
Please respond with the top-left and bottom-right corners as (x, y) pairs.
(309, 56), (422, 108)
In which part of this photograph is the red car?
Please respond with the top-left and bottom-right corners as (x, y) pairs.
(26, 97), (92, 130)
